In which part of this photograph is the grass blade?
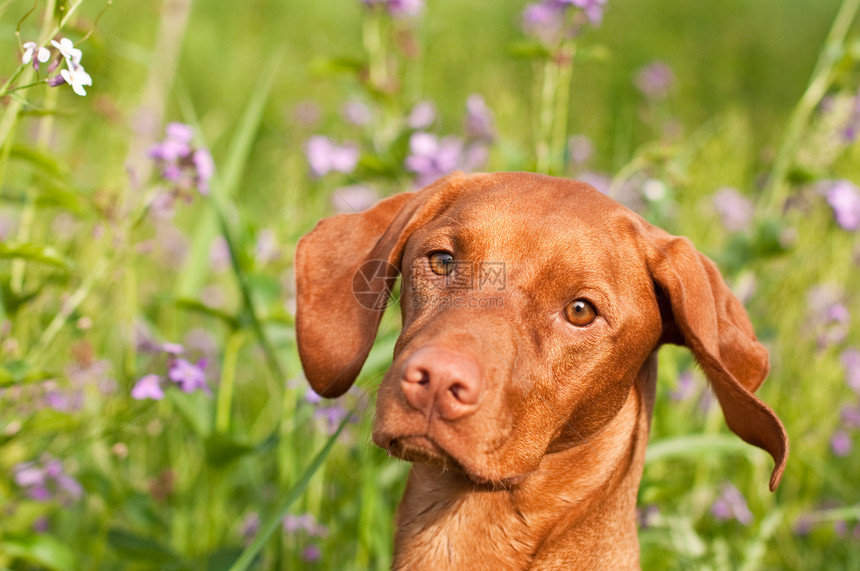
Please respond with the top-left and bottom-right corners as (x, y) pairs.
(227, 417), (348, 571)
(645, 434), (758, 465)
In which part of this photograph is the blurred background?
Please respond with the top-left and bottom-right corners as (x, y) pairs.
(0, 0), (859, 568)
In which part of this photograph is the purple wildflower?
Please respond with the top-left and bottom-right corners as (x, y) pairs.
(283, 512), (328, 537)
(823, 180), (860, 231)
(149, 123), (192, 162)
(841, 405), (860, 428)
(42, 381), (84, 412)
(807, 285), (850, 348)
(241, 512), (260, 543)
(166, 122), (194, 144)
(293, 100), (322, 127)
(636, 505), (660, 529)
(331, 185), (379, 214)
(305, 136), (360, 177)
(209, 236), (232, 273)
(33, 517), (50, 533)
(192, 148), (215, 194)
(168, 358), (209, 394)
(560, 0), (608, 24)
(13, 456), (83, 503)
(711, 483), (753, 525)
(342, 99), (373, 126)
(408, 101), (437, 129)
(793, 513), (815, 535)
(841, 348), (860, 394)
(568, 135), (594, 166)
(522, 0), (606, 44)
(360, 0), (423, 18)
(185, 328), (218, 354)
(463, 94), (495, 142)
(578, 171), (612, 195)
(14, 463), (47, 488)
(162, 342), (185, 355)
(670, 370), (696, 401)
(302, 544), (322, 563)
(131, 374), (165, 400)
(405, 133), (465, 186)
(713, 187), (754, 232)
(522, 2), (566, 45)
(831, 430), (852, 457)
(843, 89), (860, 141)
(255, 229), (281, 265)
(304, 384), (323, 405)
(634, 62), (675, 101)
(315, 406), (350, 434)
(148, 123), (214, 196)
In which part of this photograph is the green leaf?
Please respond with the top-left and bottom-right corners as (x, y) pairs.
(804, 503), (860, 523)
(576, 44), (611, 63)
(310, 55), (367, 76)
(167, 389), (213, 438)
(204, 547), (248, 571)
(204, 433), (256, 467)
(507, 40), (551, 59)
(0, 360), (55, 386)
(228, 416), (350, 571)
(0, 242), (73, 270)
(786, 164), (825, 184)
(0, 534), (78, 571)
(107, 528), (189, 569)
(10, 145), (67, 178)
(176, 49), (283, 298)
(645, 434), (760, 465)
(175, 297), (239, 328)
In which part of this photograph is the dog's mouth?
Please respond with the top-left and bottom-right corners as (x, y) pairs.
(387, 435), (452, 465)
(385, 435), (529, 487)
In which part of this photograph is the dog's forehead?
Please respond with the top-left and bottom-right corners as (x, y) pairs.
(427, 174), (636, 252)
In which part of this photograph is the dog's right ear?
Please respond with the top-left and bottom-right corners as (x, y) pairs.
(295, 173), (468, 397)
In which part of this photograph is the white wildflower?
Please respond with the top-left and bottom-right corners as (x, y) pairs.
(50, 37), (82, 65)
(59, 63), (92, 96)
(22, 41), (50, 65)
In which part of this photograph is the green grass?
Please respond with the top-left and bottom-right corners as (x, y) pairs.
(0, 0), (859, 569)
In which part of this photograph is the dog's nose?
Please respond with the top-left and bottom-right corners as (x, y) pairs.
(400, 346), (483, 420)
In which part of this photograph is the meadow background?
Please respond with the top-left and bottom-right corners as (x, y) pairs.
(1, 0), (859, 569)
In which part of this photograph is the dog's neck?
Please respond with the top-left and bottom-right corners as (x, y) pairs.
(391, 355), (658, 570)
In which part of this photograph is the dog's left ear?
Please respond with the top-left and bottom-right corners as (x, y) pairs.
(641, 223), (788, 491)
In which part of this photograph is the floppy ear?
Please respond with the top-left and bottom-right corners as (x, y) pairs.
(644, 227), (788, 491)
(295, 173), (468, 398)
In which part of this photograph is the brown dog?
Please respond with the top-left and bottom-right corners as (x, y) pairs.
(295, 172), (788, 569)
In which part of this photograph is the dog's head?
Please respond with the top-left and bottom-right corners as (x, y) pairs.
(295, 172), (787, 490)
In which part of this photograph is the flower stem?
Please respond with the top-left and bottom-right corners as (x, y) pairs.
(762, 0), (860, 215)
(550, 44), (576, 175)
(30, 258), (110, 368)
(536, 56), (559, 173)
(215, 330), (244, 434)
(363, 8), (388, 93)
(11, 83), (58, 296)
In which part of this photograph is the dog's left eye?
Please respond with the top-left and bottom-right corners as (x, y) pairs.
(428, 251), (455, 275)
(564, 299), (598, 327)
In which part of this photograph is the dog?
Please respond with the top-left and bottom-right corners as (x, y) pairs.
(295, 172), (788, 569)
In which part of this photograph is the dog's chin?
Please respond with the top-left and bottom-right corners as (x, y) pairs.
(385, 435), (530, 488)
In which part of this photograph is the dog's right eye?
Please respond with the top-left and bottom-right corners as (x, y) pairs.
(428, 251), (455, 275)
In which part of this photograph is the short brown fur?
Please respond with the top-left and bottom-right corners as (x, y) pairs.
(295, 172), (788, 569)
